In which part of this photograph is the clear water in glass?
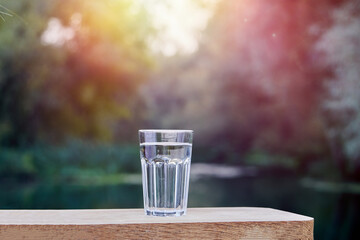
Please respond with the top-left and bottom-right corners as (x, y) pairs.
(140, 142), (192, 216)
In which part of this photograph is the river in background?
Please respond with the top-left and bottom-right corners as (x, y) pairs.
(1, 164), (359, 240)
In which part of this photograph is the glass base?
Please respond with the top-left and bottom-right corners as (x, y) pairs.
(145, 209), (186, 217)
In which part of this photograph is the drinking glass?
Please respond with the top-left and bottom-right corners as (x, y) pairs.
(139, 129), (193, 217)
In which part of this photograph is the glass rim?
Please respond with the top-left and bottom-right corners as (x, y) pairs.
(139, 129), (193, 133)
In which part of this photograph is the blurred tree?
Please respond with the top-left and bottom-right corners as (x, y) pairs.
(142, 0), (346, 170)
(316, 1), (360, 180)
(0, 0), (154, 146)
(196, 0), (345, 169)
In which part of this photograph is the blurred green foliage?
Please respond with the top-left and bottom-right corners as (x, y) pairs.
(0, 0), (359, 182)
(0, 141), (139, 183)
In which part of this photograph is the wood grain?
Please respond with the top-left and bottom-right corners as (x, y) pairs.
(0, 207), (313, 239)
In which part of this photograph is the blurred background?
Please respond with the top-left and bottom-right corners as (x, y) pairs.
(0, 0), (359, 239)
